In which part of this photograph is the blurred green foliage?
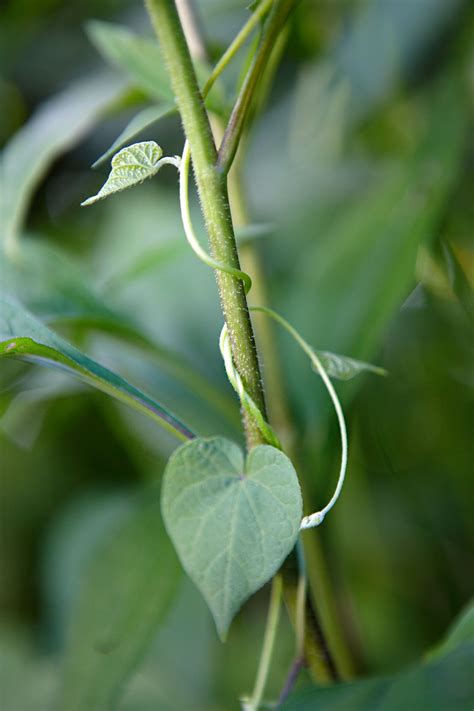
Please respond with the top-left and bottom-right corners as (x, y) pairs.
(0, 0), (473, 708)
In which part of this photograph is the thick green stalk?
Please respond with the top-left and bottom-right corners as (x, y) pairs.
(145, 0), (266, 447)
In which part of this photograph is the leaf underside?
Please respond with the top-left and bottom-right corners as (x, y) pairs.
(315, 349), (387, 380)
(161, 437), (302, 639)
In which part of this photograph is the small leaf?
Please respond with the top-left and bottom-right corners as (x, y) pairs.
(82, 141), (167, 206)
(92, 104), (176, 168)
(314, 350), (387, 381)
(0, 295), (194, 441)
(161, 437), (302, 639)
(59, 500), (181, 711)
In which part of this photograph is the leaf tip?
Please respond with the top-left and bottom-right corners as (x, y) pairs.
(216, 619), (229, 643)
(80, 196), (96, 207)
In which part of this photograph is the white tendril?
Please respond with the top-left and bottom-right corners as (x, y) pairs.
(175, 142), (348, 529)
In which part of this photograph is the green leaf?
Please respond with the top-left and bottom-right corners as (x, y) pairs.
(429, 599), (474, 661)
(0, 295), (194, 441)
(0, 632), (57, 711)
(281, 643), (474, 710)
(161, 436), (302, 639)
(1, 238), (119, 322)
(82, 141), (172, 206)
(87, 21), (226, 116)
(103, 241), (186, 293)
(87, 21), (174, 103)
(314, 350), (387, 381)
(58, 500), (181, 711)
(282, 598), (474, 709)
(1, 238), (239, 430)
(0, 74), (125, 254)
(92, 104), (176, 168)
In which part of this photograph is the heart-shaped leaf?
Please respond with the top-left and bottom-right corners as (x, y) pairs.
(161, 437), (302, 639)
(81, 141), (168, 206)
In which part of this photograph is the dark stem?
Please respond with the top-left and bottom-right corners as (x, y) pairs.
(281, 548), (340, 683)
(305, 590), (340, 682)
(277, 656), (305, 707)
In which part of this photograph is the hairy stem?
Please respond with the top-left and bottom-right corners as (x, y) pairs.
(145, 0), (266, 447)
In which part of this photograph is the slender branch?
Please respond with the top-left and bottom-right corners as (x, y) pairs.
(175, 0), (207, 60)
(217, 0), (297, 175)
(203, 0), (274, 99)
(281, 546), (340, 683)
(246, 575), (283, 711)
(295, 566), (307, 656)
(277, 656), (305, 707)
(275, 559), (307, 705)
(145, 0), (267, 447)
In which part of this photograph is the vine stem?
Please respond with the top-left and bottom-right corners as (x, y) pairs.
(145, 0), (350, 685)
(244, 575), (283, 711)
(145, 0), (267, 448)
(219, 6), (355, 678)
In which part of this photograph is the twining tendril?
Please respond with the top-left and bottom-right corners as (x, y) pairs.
(250, 307), (348, 529)
(219, 322), (281, 449)
(179, 142), (252, 292)
(177, 142), (347, 529)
